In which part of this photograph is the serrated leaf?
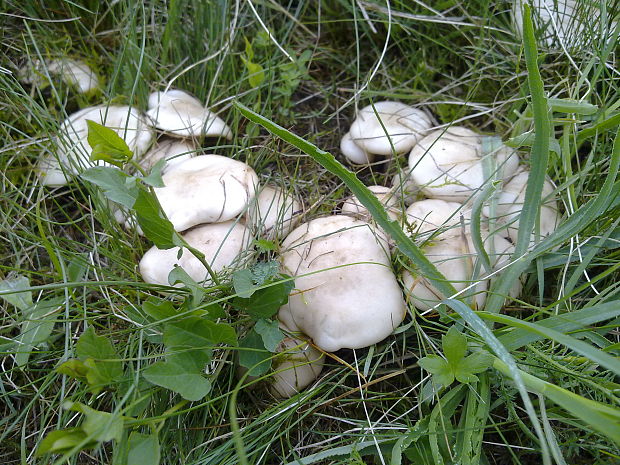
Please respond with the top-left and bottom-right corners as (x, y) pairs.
(142, 361), (211, 401)
(0, 275), (33, 311)
(442, 326), (467, 366)
(36, 428), (95, 456)
(254, 319), (284, 352)
(128, 432), (160, 465)
(65, 401), (123, 442)
(254, 238), (276, 251)
(14, 297), (62, 367)
(81, 167), (139, 208)
(238, 329), (271, 376)
(86, 119), (133, 167)
(141, 158), (166, 188)
(134, 188), (180, 249)
(459, 351), (494, 376)
(75, 327), (123, 390)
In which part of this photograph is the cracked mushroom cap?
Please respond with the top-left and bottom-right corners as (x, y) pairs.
(341, 101), (433, 164)
(408, 126), (519, 202)
(269, 324), (325, 398)
(37, 105), (154, 185)
(146, 89), (232, 139)
(278, 215), (406, 352)
(139, 221), (251, 286)
(154, 154), (258, 232)
(247, 185), (303, 240)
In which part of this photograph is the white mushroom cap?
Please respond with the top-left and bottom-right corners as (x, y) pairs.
(139, 221), (251, 286)
(408, 126), (519, 202)
(138, 139), (197, 174)
(146, 90), (232, 139)
(402, 235), (488, 311)
(37, 105), (154, 185)
(278, 215), (406, 351)
(495, 169), (560, 247)
(154, 155), (258, 232)
(390, 169), (419, 206)
(20, 58), (99, 94)
(341, 185), (402, 223)
(37, 151), (70, 187)
(404, 199), (471, 240)
(340, 131), (373, 164)
(344, 101), (433, 164)
(269, 325), (325, 398)
(247, 185), (303, 240)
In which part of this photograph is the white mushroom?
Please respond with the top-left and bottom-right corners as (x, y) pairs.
(139, 221), (251, 286)
(36, 150), (70, 187)
(20, 58), (99, 94)
(341, 101), (433, 164)
(154, 155), (258, 232)
(408, 126), (519, 202)
(495, 169), (560, 247)
(404, 199), (471, 240)
(247, 185), (303, 240)
(269, 325), (325, 398)
(138, 139), (197, 174)
(390, 169), (419, 206)
(36, 105), (154, 185)
(278, 215), (406, 351)
(146, 89), (232, 139)
(341, 185), (402, 223)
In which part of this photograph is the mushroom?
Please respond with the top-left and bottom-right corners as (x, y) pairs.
(146, 89), (232, 139)
(36, 150), (70, 187)
(153, 155), (258, 232)
(36, 105), (154, 185)
(138, 138), (198, 174)
(269, 324), (325, 398)
(341, 101), (433, 164)
(390, 168), (420, 206)
(404, 199), (471, 240)
(408, 126), (519, 202)
(341, 185), (402, 221)
(139, 221), (251, 286)
(278, 215), (406, 351)
(19, 58), (99, 94)
(494, 169), (560, 248)
(247, 185), (303, 240)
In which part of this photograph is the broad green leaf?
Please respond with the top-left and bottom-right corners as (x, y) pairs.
(15, 296), (62, 367)
(80, 167), (139, 209)
(65, 401), (124, 442)
(142, 361), (211, 401)
(165, 348), (210, 373)
(418, 354), (453, 386)
(239, 329), (271, 376)
(86, 119), (133, 167)
(140, 158), (166, 188)
(128, 432), (160, 465)
(168, 265), (206, 305)
(250, 261), (280, 285)
(442, 326), (467, 366)
(142, 299), (177, 322)
(234, 280), (294, 320)
(75, 327), (123, 389)
(254, 319), (284, 352)
(134, 188), (180, 249)
(36, 428), (95, 456)
(56, 358), (89, 379)
(164, 318), (237, 348)
(254, 238), (276, 251)
(455, 352), (493, 384)
(246, 61), (265, 88)
(233, 268), (256, 298)
(0, 275), (33, 310)
(244, 36), (254, 61)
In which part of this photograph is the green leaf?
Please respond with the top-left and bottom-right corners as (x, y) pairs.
(442, 326), (467, 366)
(254, 319), (284, 352)
(36, 428), (95, 456)
(14, 296), (62, 367)
(233, 268), (256, 298)
(142, 361), (211, 401)
(75, 327), (123, 390)
(164, 318), (237, 348)
(244, 36), (254, 61)
(56, 358), (89, 379)
(418, 355), (453, 386)
(142, 299), (177, 322)
(133, 188), (180, 249)
(239, 329), (271, 376)
(246, 61), (265, 88)
(81, 167), (139, 209)
(234, 279), (294, 320)
(250, 260), (280, 285)
(547, 98), (598, 115)
(86, 119), (133, 167)
(128, 432), (160, 465)
(455, 352), (493, 384)
(254, 238), (276, 252)
(0, 275), (32, 310)
(65, 401), (124, 442)
(168, 265), (206, 305)
(140, 158), (166, 188)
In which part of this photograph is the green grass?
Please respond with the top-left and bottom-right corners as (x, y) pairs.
(1, 1), (620, 464)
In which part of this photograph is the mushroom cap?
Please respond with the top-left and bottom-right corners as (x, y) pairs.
(154, 155), (258, 232)
(341, 185), (402, 223)
(495, 170), (560, 246)
(146, 90), (232, 139)
(138, 139), (197, 174)
(19, 58), (99, 94)
(340, 131), (374, 164)
(139, 221), (251, 286)
(348, 101), (433, 157)
(408, 126), (519, 202)
(278, 215), (406, 351)
(247, 185), (303, 240)
(404, 199), (471, 240)
(402, 235), (488, 311)
(36, 150), (71, 187)
(390, 169), (419, 206)
(51, 105), (153, 175)
(269, 326), (325, 398)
